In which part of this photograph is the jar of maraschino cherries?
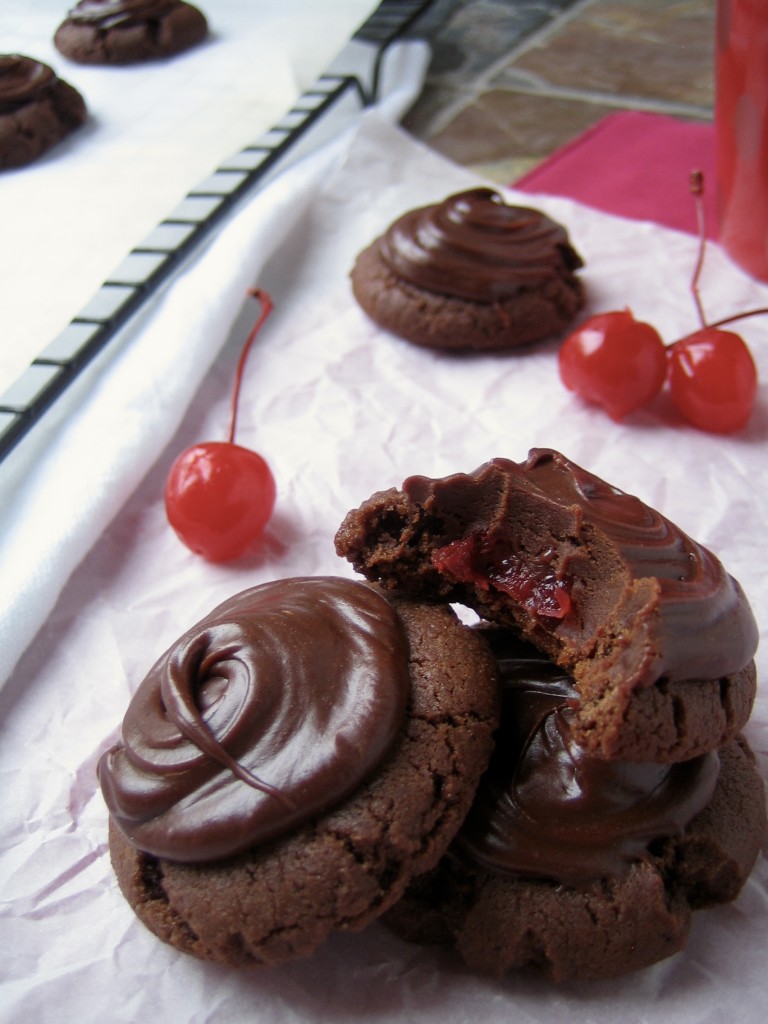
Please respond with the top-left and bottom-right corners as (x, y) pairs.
(715, 0), (768, 282)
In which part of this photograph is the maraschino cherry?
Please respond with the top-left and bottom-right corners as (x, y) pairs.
(557, 309), (667, 421)
(558, 172), (763, 433)
(165, 290), (276, 562)
(667, 326), (757, 434)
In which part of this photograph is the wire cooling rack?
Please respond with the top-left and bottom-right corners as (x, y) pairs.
(0, 0), (433, 463)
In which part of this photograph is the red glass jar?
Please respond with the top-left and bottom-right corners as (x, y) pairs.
(715, 0), (768, 282)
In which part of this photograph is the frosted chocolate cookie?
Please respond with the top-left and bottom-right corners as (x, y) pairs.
(382, 631), (767, 982)
(350, 188), (585, 352)
(54, 1), (208, 65)
(335, 448), (758, 763)
(100, 577), (499, 967)
(0, 55), (86, 169)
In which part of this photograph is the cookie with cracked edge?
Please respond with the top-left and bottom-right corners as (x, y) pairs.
(101, 577), (499, 967)
(54, 0), (208, 65)
(381, 631), (767, 983)
(350, 188), (585, 352)
(334, 448), (758, 763)
(0, 55), (86, 170)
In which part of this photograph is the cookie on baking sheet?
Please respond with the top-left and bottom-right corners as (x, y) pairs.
(100, 577), (499, 967)
(381, 630), (767, 983)
(334, 448), (759, 763)
(350, 188), (585, 352)
(54, 1), (208, 65)
(0, 55), (86, 170)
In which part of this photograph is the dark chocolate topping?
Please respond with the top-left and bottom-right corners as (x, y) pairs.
(377, 188), (583, 303)
(67, 0), (179, 28)
(99, 577), (410, 863)
(404, 448), (758, 688)
(0, 55), (56, 113)
(457, 630), (720, 885)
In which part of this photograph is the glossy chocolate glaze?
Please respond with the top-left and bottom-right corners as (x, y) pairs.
(99, 577), (410, 863)
(0, 56), (56, 113)
(404, 448), (758, 687)
(67, 0), (179, 28)
(378, 188), (583, 303)
(456, 630), (720, 885)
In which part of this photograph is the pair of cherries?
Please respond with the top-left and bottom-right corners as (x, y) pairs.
(558, 311), (758, 433)
(558, 173), (761, 434)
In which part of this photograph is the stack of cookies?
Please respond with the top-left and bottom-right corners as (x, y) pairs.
(99, 449), (765, 982)
(335, 449), (765, 981)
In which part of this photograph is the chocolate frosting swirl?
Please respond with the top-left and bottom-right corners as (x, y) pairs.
(67, 0), (180, 28)
(457, 630), (720, 885)
(404, 448), (758, 687)
(99, 577), (410, 863)
(0, 56), (56, 113)
(378, 188), (583, 302)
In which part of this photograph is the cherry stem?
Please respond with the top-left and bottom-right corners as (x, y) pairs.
(681, 169), (767, 339)
(689, 170), (708, 329)
(227, 288), (274, 445)
(706, 307), (768, 330)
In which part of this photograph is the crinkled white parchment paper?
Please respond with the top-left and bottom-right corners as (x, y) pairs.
(0, 114), (766, 1024)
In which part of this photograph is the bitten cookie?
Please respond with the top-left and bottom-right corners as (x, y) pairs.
(350, 188), (585, 352)
(0, 55), (86, 170)
(382, 630), (767, 983)
(100, 577), (499, 967)
(54, 0), (208, 65)
(335, 448), (759, 763)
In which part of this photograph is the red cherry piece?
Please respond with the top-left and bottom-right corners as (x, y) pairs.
(433, 537), (572, 621)
(165, 441), (276, 562)
(667, 328), (758, 434)
(558, 310), (667, 420)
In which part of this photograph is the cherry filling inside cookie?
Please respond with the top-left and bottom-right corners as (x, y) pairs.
(432, 534), (574, 621)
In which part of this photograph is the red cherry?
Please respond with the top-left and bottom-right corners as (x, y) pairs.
(165, 290), (276, 561)
(667, 328), (757, 433)
(554, 175), (764, 433)
(165, 442), (276, 562)
(558, 310), (667, 420)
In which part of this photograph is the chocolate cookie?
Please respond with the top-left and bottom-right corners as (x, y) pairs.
(350, 188), (585, 352)
(0, 55), (86, 170)
(335, 448), (759, 763)
(382, 630), (767, 982)
(54, 1), (208, 65)
(100, 577), (499, 966)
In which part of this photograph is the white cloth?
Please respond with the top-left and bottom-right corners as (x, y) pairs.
(0, 114), (766, 1023)
(0, 38), (430, 690)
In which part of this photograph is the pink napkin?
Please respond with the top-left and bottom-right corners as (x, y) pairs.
(515, 111), (716, 238)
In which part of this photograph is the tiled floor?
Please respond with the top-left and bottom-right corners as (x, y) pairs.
(404, 0), (715, 183)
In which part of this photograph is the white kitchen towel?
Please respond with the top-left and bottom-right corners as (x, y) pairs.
(0, 40), (430, 690)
